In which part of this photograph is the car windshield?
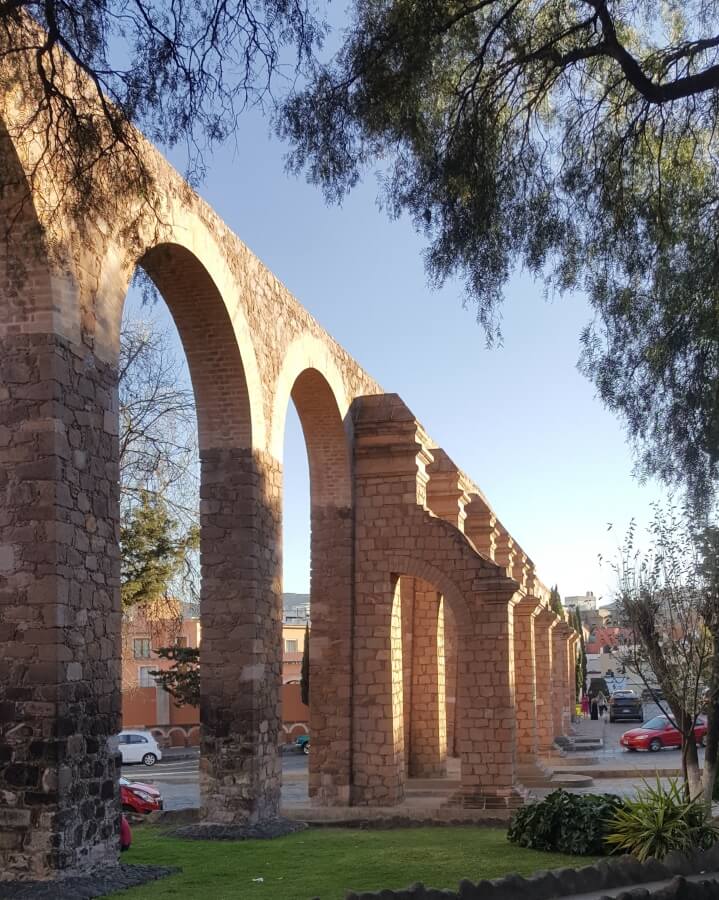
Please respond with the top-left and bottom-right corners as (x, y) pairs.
(613, 691), (635, 697)
(643, 716), (669, 730)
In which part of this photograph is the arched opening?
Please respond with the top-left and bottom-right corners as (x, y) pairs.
(115, 240), (282, 826)
(385, 561), (474, 807)
(277, 363), (353, 806)
(398, 576), (448, 779)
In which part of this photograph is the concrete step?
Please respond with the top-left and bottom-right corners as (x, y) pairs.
(549, 772), (594, 788)
(406, 778), (461, 791)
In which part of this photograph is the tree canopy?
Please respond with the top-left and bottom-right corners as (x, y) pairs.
(0, 1), (323, 235)
(120, 489), (198, 610)
(281, 0), (719, 507)
(150, 645), (200, 707)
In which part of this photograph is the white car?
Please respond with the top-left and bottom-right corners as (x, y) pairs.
(110, 730), (162, 766)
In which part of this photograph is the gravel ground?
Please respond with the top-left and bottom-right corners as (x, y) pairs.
(169, 817), (307, 841)
(0, 864), (178, 899)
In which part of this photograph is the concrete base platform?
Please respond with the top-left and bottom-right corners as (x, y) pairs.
(281, 805), (512, 825)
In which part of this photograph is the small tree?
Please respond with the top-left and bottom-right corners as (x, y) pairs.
(613, 507), (719, 805)
(150, 646), (200, 708)
(300, 624), (310, 707)
(575, 608), (588, 700)
(549, 585), (564, 619)
(120, 490), (199, 611)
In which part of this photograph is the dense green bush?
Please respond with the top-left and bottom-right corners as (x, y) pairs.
(605, 778), (719, 862)
(508, 790), (623, 856)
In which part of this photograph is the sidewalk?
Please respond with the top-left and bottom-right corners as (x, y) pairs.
(161, 747), (199, 761)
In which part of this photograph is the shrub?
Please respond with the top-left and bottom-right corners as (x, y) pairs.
(508, 790), (623, 855)
(605, 778), (719, 862)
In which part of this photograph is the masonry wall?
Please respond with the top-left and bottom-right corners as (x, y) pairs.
(0, 334), (121, 878)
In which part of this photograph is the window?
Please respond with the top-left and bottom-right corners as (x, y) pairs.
(138, 667), (156, 688)
(133, 638), (151, 659)
(285, 639), (299, 653)
(129, 734), (149, 744)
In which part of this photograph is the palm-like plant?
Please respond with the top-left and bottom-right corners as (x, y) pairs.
(605, 778), (719, 861)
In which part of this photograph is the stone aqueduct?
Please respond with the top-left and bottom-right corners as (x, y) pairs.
(0, 63), (577, 880)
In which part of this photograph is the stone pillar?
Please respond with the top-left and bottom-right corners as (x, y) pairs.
(457, 589), (521, 807)
(552, 622), (571, 737)
(199, 448), (283, 824)
(351, 397), (436, 806)
(494, 526), (517, 575)
(513, 596), (541, 763)
(400, 576), (414, 775)
(408, 585), (447, 777)
(426, 449), (470, 533)
(351, 574), (405, 805)
(464, 495), (498, 561)
(444, 602), (458, 757)
(567, 632), (578, 724)
(0, 334), (121, 880)
(307, 503), (354, 805)
(534, 608), (559, 753)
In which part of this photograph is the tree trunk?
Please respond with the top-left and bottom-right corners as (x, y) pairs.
(683, 738), (702, 800)
(701, 639), (719, 809)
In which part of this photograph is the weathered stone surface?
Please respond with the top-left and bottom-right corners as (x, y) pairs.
(0, 334), (121, 880)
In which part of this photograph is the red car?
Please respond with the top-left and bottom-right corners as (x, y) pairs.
(620, 715), (707, 752)
(120, 776), (163, 813)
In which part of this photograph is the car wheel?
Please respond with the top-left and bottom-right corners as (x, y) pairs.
(303, 743), (310, 755)
(649, 738), (662, 752)
(142, 753), (157, 767)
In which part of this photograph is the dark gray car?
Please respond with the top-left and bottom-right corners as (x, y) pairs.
(609, 689), (643, 722)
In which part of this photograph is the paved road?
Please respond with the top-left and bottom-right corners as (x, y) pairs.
(122, 706), (698, 811)
(122, 749), (309, 811)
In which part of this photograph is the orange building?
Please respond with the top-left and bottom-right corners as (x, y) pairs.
(121, 603), (309, 746)
(121, 603), (202, 747)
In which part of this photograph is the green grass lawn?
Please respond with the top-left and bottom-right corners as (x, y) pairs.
(111, 825), (600, 900)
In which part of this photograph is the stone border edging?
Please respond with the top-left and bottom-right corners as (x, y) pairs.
(343, 843), (719, 900)
(0, 864), (179, 899)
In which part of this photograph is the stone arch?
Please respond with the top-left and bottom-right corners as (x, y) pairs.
(385, 555), (472, 633)
(133, 243), (253, 450)
(95, 216), (266, 451)
(270, 333), (352, 471)
(272, 337), (354, 806)
(95, 235), (281, 826)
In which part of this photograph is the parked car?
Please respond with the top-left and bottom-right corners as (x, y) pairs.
(620, 715), (707, 752)
(295, 734), (310, 755)
(120, 776), (163, 814)
(609, 689), (643, 723)
(120, 815), (132, 852)
(109, 730), (162, 766)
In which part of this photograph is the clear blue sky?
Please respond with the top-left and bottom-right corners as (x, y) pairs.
(124, 102), (666, 605)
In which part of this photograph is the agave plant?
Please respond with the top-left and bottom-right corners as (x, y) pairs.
(605, 778), (719, 862)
